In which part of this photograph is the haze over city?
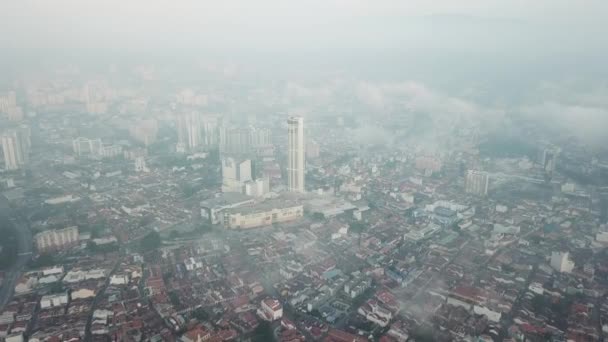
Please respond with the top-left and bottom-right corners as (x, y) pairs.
(0, 1), (607, 342)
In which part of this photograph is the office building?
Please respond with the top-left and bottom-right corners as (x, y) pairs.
(222, 157), (253, 193)
(34, 226), (79, 254)
(287, 116), (305, 193)
(1, 128), (30, 170)
(465, 170), (489, 196)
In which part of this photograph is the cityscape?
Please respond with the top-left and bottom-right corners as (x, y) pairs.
(1, 1), (608, 342)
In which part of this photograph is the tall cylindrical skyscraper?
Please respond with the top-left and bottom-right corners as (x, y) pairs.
(287, 116), (305, 193)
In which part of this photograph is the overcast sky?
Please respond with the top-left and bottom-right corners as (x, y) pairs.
(1, 0), (606, 50)
(1, 1), (606, 95)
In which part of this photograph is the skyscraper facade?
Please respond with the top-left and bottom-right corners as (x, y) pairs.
(287, 116), (305, 193)
(465, 170), (489, 196)
(176, 112), (202, 150)
(176, 112), (220, 151)
(1, 127), (30, 170)
(222, 157), (253, 193)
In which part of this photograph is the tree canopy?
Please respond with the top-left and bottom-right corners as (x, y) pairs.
(140, 231), (162, 251)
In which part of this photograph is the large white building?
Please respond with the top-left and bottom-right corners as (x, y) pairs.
(34, 226), (79, 254)
(244, 177), (270, 198)
(223, 200), (303, 229)
(259, 298), (283, 321)
(287, 116), (305, 193)
(550, 251), (575, 273)
(40, 293), (69, 309)
(465, 170), (489, 196)
(221, 158), (252, 193)
(1, 128), (30, 170)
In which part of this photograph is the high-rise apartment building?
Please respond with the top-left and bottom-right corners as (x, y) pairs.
(465, 170), (489, 196)
(220, 126), (271, 156)
(176, 112), (220, 151)
(34, 226), (79, 254)
(72, 137), (103, 156)
(1, 128), (30, 170)
(287, 116), (305, 193)
(176, 112), (202, 150)
(541, 147), (560, 174)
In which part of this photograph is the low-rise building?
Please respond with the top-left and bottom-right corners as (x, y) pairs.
(223, 200), (303, 229)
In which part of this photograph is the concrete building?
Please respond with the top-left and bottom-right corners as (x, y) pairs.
(541, 147), (560, 174)
(550, 251), (575, 273)
(200, 193), (255, 224)
(34, 226), (79, 253)
(244, 177), (270, 198)
(223, 200), (303, 229)
(72, 137), (102, 156)
(220, 126), (252, 155)
(220, 126), (270, 155)
(0, 91), (17, 113)
(259, 298), (283, 321)
(100, 144), (122, 159)
(134, 156), (149, 172)
(287, 116), (305, 193)
(1, 128), (30, 170)
(40, 292), (69, 309)
(465, 170), (489, 196)
(176, 112), (202, 150)
(221, 158), (252, 193)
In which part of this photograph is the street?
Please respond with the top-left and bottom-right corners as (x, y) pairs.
(0, 213), (33, 311)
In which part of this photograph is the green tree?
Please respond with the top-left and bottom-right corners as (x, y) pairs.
(312, 212), (325, 221)
(169, 291), (181, 307)
(28, 254), (56, 268)
(140, 231), (162, 251)
(349, 222), (366, 234)
(251, 321), (275, 342)
(192, 308), (209, 322)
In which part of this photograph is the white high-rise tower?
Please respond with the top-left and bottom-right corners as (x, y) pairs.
(1, 128), (30, 170)
(287, 116), (305, 193)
